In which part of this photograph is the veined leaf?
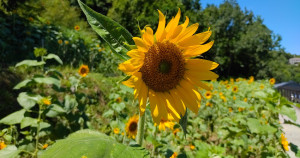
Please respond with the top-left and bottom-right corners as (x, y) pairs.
(15, 60), (45, 67)
(44, 53), (63, 65)
(13, 79), (32, 89)
(39, 130), (150, 158)
(0, 109), (26, 125)
(0, 145), (20, 158)
(33, 77), (61, 88)
(78, 0), (134, 60)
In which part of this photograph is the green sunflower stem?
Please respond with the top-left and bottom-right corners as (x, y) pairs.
(136, 111), (146, 146)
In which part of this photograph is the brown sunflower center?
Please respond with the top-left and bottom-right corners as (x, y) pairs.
(140, 41), (185, 92)
(80, 68), (87, 74)
(129, 122), (137, 132)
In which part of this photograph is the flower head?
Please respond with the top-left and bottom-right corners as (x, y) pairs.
(260, 84), (264, 90)
(244, 98), (247, 102)
(125, 115), (139, 139)
(42, 144), (48, 149)
(0, 141), (6, 150)
(269, 78), (275, 85)
(229, 107), (233, 113)
(78, 64), (89, 77)
(190, 144), (195, 150)
(170, 152), (178, 158)
(113, 128), (120, 134)
(119, 9), (218, 124)
(173, 128), (180, 135)
(248, 76), (254, 84)
(281, 133), (289, 151)
(205, 91), (212, 99)
(64, 41), (69, 45)
(232, 86), (238, 93)
(74, 25), (80, 31)
(157, 114), (175, 131)
(42, 98), (51, 105)
(58, 40), (63, 44)
(116, 97), (122, 103)
(206, 102), (212, 107)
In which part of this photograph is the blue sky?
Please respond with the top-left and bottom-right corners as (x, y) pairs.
(200, 0), (300, 55)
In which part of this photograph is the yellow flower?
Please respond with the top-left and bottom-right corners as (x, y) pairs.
(98, 48), (103, 52)
(96, 44), (100, 47)
(226, 84), (230, 89)
(229, 107), (233, 112)
(238, 107), (244, 112)
(219, 92), (223, 96)
(281, 133), (289, 151)
(81, 156), (87, 158)
(158, 119), (175, 131)
(205, 91), (212, 99)
(116, 97), (122, 103)
(190, 144), (195, 150)
(248, 76), (254, 84)
(232, 86), (238, 93)
(269, 78), (275, 85)
(74, 25), (80, 31)
(64, 41), (69, 45)
(170, 152), (178, 158)
(125, 115), (139, 139)
(119, 9), (218, 124)
(42, 144), (48, 149)
(42, 98), (51, 105)
(235, 78), (240, 82)
(260, 84), (264, 89)
(173, 128), (180, 135)
(121, 132), (124, 135)
(58, 40), (63, 44)
(206, 102), (212, 107)
(221, 96), (227, 102)
(233, 96), (236, 101)
(0, 141), (7, 150)
(244, 98), (247, 102)
(78, 64), (89, 77)
(113, 128), (120, 134)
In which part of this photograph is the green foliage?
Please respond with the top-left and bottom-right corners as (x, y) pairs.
(39, 130), (150, 158)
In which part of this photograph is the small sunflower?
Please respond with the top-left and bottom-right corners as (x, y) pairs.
(260, 84), (264, 90)
(78, 64), (89, 77)
(238, 107), (244, 112)
(42, 98), (51, 105)
(229, 107), (233, 113)
(233, 96), (236, 101)
(64, 41), (69, 45)
(158, 119), (175, 131)
(0, 141), (6, 150)
(74, 25), (80, 31)
(42, 144), (48, 149)
(116, 97), (122, 103)
(125, 115), (139, 139)
(119, 9), (218, 124)
(232, 86), (238, 93)
(206, 102), (212, 107)
(58, 39), (63, 44)
(113, 128), (120, 134)
(170, 152), (178, 158)
(269, 78), (275, 85)
(190, 144), (195, 150)
(205, 91), (212, 99)
(244, 98), (247, 102)
(248, 76), (254, 84)
(281, 133), (289, 151)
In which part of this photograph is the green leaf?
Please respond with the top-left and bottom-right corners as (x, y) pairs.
(111, 102), (125, 113)
(0, 109), (26, 125)
(179, 110), (188, 137)
(278, 105), (297, 121)
(15, 60), (45, 67)
(64, 95), (78, 112)
(247, 118), (277, 134)
(44, 53), (63, 65)
(13, 79), (32, 89)
(78, 0), (133, 60)
(21, 117), (38, 129)
(39, 130), (150, 158)
(17, 92), (38, 110)
(46, 104), (66, 117)
(0, 145), (20, 158)
(34, 77), (61, 88)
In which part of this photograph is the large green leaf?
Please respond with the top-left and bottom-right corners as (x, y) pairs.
(44, 53), (63, 65)
(15, 60), (45, 67)
(247, 118), (277, 134)
(46, 104), (66, 117)
(21, 117), (38, 129)
(78, 0), (133, 60)
(0, 145), (20, 158)
(278, 105), (297, 121)
(17, 92), (38, 110)
(33, 77), (61, 88)
(13, 79), (32, 89)
(39, 130), (150, 158)
(0, 109), (26, 125)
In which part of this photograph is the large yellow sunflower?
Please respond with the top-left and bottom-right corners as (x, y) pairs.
(119, 9), (218, 124)
(125, 115), (139, 139)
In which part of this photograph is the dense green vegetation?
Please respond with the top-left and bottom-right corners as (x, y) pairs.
(1, 0), (300, 157)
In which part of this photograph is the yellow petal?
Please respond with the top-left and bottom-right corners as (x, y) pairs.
(118, 60), (140, 75)
(178, 30), (212, 47)
(133, 37), (148, 52)
(165, 8), (181, 33)
(186, 70), (219, 81)
(184, 75), (211, 91)
(156, 92), (169, 120)
(127, 49), (144, 59)
(138, 81), (148, 115)
(149, 90), (168, 124)
(175, 23), (199, 43)
(167, 25), (183, 40)
(171, 86), (199, 114)
(162, 93), (181, 121)
(183, 41), (214, 58)
(169, 90), (186, 116)
(185, 59), (219, 71)
(142, 27), (154, 46)
(155, 10), (166, 42)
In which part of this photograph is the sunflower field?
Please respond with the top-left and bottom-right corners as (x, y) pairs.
(1, 0), (300, 158)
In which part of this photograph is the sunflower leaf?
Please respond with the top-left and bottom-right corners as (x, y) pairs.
(179, 110), (188, 137)
(78, 0), (133, 61)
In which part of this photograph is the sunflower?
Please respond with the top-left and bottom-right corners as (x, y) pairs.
(119, 9), (218, 124)
(269, 78), (275, 85)
(232, 86), (238, 93)
(113, 128), (120, 134)
(42, 144), (48, 149)
(158, 119), (175, 131)
(228, 107), (233, 113)
(78, 64), (89, 77)
(0, 141), (6, 150)
(260, 84), (264, 90)
(206, 102), (212, 107)
(248, 76), (254, 84)
(125, 115), (139, 139)
(190, 144), (195, 150)
(58, 39), (63, 44)
(64, 41), (69, 45)
(74, 25), (80, 31)
(42, 98), (51, 105)
(170, 152), (178, 158)
(281, 133), (289, 151)
(204, 91), (212, 99)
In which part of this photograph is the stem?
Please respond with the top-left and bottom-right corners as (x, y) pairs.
(33, 105), (42, 157)
(136, 111), (146, 146)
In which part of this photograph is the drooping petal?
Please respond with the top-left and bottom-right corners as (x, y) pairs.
(165, 92), (185, 116)
(133, 37), (148, 52)
(149, 90), (168, 124)
(174, 23), (199, 43)
(184, 75), (211, 91)
(138, 81), (148, 115)
(142, 27), (154, 46)
(161, 93), (181, 121)
(155, 10), (166, 42)
(182, 41), (214, 58)
(185, 59), (219, 71)
(178, 30), (212, 47)
(171, 86), (199, 114)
